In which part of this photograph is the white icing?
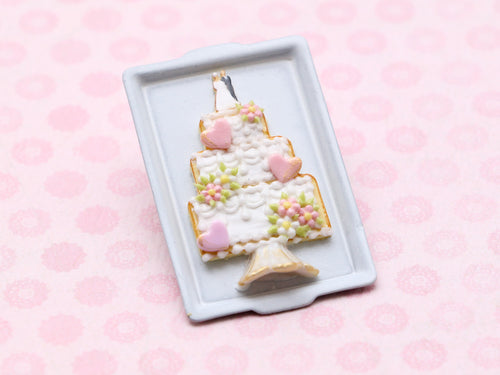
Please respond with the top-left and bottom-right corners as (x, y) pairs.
(201, 253), (213, 262)
(193, 137), (292, 186)
(191, 175), (331, 259)
(192, 98), (332, 263)
(201, 112), (266, 146)
(276, 216), (299, 238)
(291, 226), (333, 244)
(199, 226), (331, 262)
(202, 236), (285, 262)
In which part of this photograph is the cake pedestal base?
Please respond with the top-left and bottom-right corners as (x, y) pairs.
(238, 240), (319, 289)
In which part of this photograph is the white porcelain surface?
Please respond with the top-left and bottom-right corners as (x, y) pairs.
(123, 36), (376, 322)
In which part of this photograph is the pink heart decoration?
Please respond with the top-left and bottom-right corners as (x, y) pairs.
(200, 118), (232, 149)
(268, 153), (302, 183)
(197, 221), (230, 252)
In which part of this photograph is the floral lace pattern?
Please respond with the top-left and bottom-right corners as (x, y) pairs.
(267, 192), (324, 239)
(236, 101), (264, 123)
(194, 163), (240, 207)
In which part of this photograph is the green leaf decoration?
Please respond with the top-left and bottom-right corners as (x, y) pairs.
(306, 198), (315, 206)
(209, 174), (216, 182)
(268, 225), (278, 235)
(242, 114), (248, 122)
(292, 214), (299, 220)
(230, 168), (238, 176)
(296, 225), (311, 238)
(220, 196), (227, 203)
(260, 108), (264, 112)
(209, 200), (216, 208)
(222, 190), (231, 198)
(298, 192), (307, 207)
(281, 192), (288, 199)
(235, 103), (242, 110)
(249, 100), (254, 106)
(255, 116), (260, 123)
(313, 204), (320, 211)
(230, 182), (241, 190)
(269, 203), (279, 212)
(316, 218), (324, 226)
(219, 162), (226, 172)
(267, 215), (278, 224)
(194, 183), (205, 191)
(196, 195), (205, 203)
(200, 176), (209, 185)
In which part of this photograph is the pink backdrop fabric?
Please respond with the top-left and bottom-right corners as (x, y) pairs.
(1, 0), (499, 374)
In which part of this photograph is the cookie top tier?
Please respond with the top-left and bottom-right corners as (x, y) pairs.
(200, 106), (268, 146)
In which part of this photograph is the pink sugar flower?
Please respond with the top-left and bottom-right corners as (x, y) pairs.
(298, 205), (320, 228)
(239, 101), (263, 123)
(201, 184), (223, 204)
(277, 197), (300, 218)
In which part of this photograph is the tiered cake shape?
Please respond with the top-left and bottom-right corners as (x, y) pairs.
(188, 71), (332, 288)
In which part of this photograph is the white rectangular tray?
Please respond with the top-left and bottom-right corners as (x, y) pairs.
(123, 36), (376, 322)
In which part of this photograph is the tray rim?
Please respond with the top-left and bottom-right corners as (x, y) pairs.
(123, 35), (376, 322)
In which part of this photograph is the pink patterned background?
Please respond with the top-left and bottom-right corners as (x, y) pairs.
(1, 0), (499, 373)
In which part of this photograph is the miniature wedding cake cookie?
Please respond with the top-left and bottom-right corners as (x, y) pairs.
(188, 71), (333, 289)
